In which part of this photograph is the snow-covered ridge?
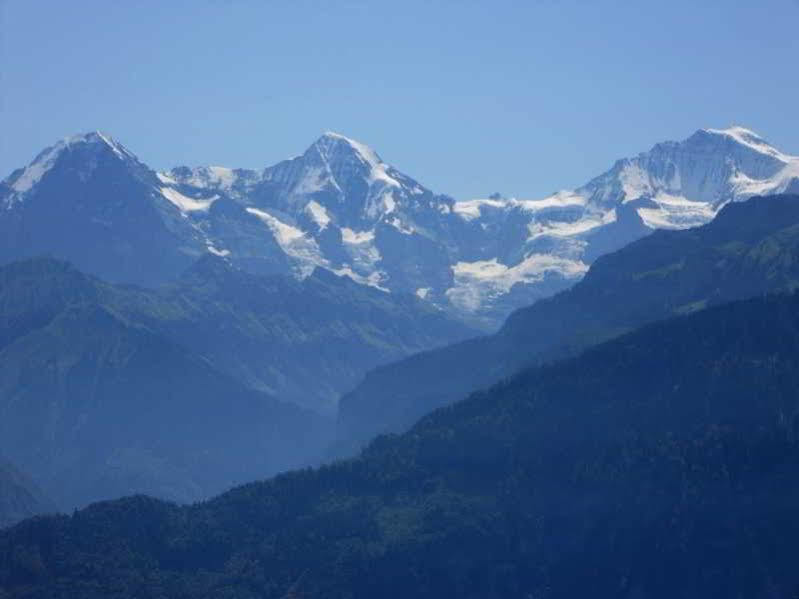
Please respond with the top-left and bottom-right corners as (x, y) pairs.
(704, 126), (796, 163)
(5, 131), (136, 199)
(148, 132), (407, 291)
(452, 198), (508, 221)
(161, 165), (242, 191)
(262, 132), (411, 224)
(453, 191), (588, 221)
(528, 125), (799, 230)
(4, 126), (798, 326)
(317, 132), (401, 189)
(437, 126), (799, 319)
(8, 144), (62, 195)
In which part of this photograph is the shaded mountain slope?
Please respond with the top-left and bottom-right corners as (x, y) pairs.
(0, 259), (329, 509)
(339, 194), (799, 444)
(0, 133), (201, 287)
(4, 290), (799, 597)
(146, 255), (476, 412)
(0, 460), (54, 530)
(0, 253), (473, 415)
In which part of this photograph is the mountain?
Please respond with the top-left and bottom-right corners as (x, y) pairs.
(0, 258), (331, 509)
(338, 194), (799, 445)
(3, 127), (797, 327)
(4, 289), (799, 597)
(0, 458), (53, 529)
(129, 254), (475, 412)
(0, 133), (204, 286)
(0, 253), (472, 507)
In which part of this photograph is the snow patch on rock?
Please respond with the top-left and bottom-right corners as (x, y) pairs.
(161, 188), (218, 213)
(446, 255), (588, 312)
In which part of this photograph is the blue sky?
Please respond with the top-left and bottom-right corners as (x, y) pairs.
(2, 0), (798, 199)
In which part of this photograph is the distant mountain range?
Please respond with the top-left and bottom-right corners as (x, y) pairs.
(5, 275), (799, 597)
(3, 127), (797, 326)
(339, 194), (799, 445)
(2, 123), (798, 516)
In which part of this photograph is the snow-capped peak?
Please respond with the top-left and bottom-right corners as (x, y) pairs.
(317, 131), (384, 167)
(702, 126), (794, 162)
(8, 131), (139, 194)
(61, 131), (138, 161)
(5, 125), (795, 325)
(311, 132), (401, 189)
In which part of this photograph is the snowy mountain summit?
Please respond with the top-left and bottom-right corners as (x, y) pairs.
(3, 127), (797, 327)
(4, 132), (140, 202)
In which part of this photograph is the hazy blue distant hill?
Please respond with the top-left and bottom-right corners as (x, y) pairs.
(4, 289), (799, 597)
(339, 194), (799, 445)
(0, 459), (53, 529)
(0, 253), (473, 509)
(0, 258), (330, 509)
(158, 254), (476, 412)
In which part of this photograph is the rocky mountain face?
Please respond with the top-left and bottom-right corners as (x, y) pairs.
(338, 194), (799, 445)
(3, 127), (797, 327)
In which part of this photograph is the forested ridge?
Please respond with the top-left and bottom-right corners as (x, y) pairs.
(4, 290), (799, 597)
(339, 194), (799, 444)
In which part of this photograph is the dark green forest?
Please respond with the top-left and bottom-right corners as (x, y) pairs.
(4, 289), (799, 598)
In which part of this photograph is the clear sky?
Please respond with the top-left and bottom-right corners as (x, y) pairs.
(2, 0), (798, 199)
